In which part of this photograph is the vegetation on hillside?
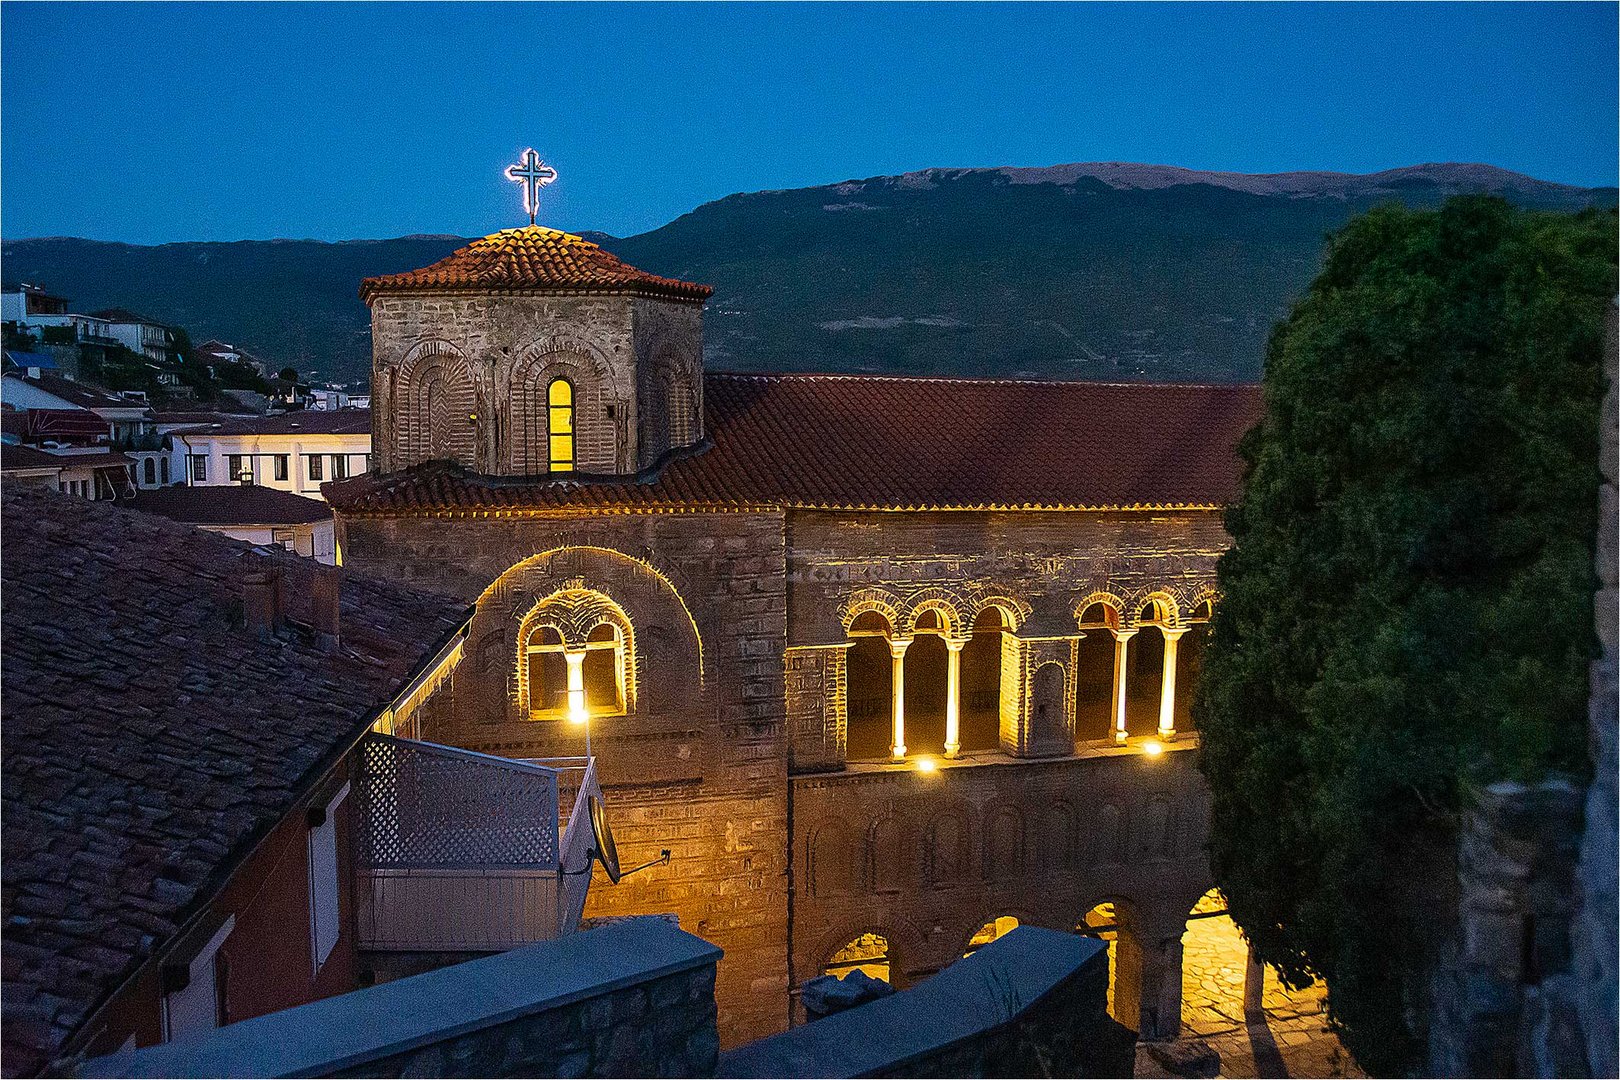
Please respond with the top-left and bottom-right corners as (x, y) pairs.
(1195, 197), (1616, 1073)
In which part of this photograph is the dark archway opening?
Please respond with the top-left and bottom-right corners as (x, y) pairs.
(1127, 625), (1166, 737)
(1076, 603), (1118, 743)
(903, 634), (948, 757)
(846, 611), (892, 761)
(959, 607), (1006, 752)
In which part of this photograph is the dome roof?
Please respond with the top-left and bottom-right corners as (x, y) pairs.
(359, 226), (712, 304)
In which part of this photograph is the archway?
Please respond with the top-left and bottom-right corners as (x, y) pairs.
(1079, 900), (1143, 1027)
(825, 932), (890, 983)
(958, 607), (1007, 752)
(1029, 662), (1068, 753)
(902, 631), (948, 757)
(1075, 602), (1118, 743)
(1175, 600), (1213, 733)
(846, 611), (893, 761)
(964, 916), (1020, 958)
(1179, 889), (1247, 1032)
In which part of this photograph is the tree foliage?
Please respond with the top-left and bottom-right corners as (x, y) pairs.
(1195, 197), (1615, 1074)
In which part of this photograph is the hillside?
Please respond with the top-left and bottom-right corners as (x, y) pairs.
(4, 164), (1612, 386)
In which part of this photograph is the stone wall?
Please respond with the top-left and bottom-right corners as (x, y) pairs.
(790, 747), (1214, 1039)
(340, 509), (790, 1048)
(81, 919), (721, 1080)
(368, 291), (704, 476)
(718, 926), (1137, 1079)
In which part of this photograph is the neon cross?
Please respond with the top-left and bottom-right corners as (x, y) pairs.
(505, 149), (558, 226)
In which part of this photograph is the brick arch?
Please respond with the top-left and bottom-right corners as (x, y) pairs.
(1129, 589), (1183, 630)
(963, 590), (1032, 631)
(810, 915), (929, 987)
(900, 588), (968, 637)
(395, 339), (477, 468)
(1073, 590), (1126, 631)
(841, 589), (903, 634)
(470, 545), (706, 723)
(981, 801), (1027, 880)
(1185, 583), (1219, 621)
(863, 813), (904, 894)
(515, 587), (638, 717)
(805, 817), (861, 898)
(1028, 660), (1071, 753)
(958, 905), (1045, 956)
(922, 804), (974, 886)
(508, 336), (619, 474)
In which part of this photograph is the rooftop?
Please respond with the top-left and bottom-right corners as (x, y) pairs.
(359, 226), (713, 304)
(179, 409), (372, 437)
(2, 371), (139, 413)
(0, 487), (468, 1075)
(131, 484), (334, 526)
(327, 372), (1262, 513)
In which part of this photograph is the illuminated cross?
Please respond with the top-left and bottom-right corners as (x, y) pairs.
(504, 148), (558, 226)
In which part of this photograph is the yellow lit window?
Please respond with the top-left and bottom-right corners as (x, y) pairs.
(525, 622), (626, 719)
(547, 378), (575, 472)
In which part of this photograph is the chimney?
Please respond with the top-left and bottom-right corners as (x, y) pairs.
(243, 569), (284, 639)
(311, 567), (341, 652)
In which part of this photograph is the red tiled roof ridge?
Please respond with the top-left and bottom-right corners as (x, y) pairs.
(706, 370), (1261, 392)
(359, 225), (713, 303)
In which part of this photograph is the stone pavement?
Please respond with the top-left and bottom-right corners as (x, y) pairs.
(1134, 908), (1363, 1079)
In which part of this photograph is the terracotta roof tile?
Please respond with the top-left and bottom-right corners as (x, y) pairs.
(326, 372), (1262, 513)
(359, 226), (712, 304)
(0, 488), (468, 1075)
(130, 485), (333, 526)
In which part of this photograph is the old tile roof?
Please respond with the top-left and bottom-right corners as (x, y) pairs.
(131, 485), (333, 527)
(194, 409), (372, 438)
(358, 226), (713, 304)
(0, 487), (468, 1076)
(1, 372), (134, 413)
(0, 445), (65, 472)
(327, 372), (1263, 514)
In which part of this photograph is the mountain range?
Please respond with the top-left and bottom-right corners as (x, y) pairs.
(4, 163), (1613, 386)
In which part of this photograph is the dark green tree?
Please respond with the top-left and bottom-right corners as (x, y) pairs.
(1195, 197), (1615, 1074)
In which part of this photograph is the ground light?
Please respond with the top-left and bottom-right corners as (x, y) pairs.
(915, 756), (938, 773)
(1142, 740), (1164, 757)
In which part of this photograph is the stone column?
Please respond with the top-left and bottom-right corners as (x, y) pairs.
(944, 638), (965, 758)
(889, 637), (912, 759)
(1158, 628), (1186, 740)
(1111, 629), (1137, 742)
(1136, 932), (1186, 1040)
(1243, 941), (1265, 1015)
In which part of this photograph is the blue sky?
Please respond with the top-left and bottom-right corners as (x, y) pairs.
(3, 2), (1614, 243)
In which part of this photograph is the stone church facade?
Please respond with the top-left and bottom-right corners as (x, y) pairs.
(329, 225), (1264, 1047)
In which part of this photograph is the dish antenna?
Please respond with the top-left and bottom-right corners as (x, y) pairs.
(584, 794), (669, 884)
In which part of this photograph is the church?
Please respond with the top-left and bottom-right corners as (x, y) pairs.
(325, 171), (1264, 1047)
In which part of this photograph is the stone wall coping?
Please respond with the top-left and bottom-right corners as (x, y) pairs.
(717, 926), (1107, 1078)
(79, 918), (722, 1078)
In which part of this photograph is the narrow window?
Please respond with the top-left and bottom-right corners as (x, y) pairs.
(547, 378), (575, 472)
(307, 785), (348, 972)
(583, 623), (625, 713)
(189, 455), (207, 482)
(274, 454), (289, 481)
(306, 454), (323, 482)
(526, 626), (570, 717)
(228, 454), (246, 482)
(331, 455), (348, 481)
(143, 458), (156, 485)
(161, 457), (170, 484)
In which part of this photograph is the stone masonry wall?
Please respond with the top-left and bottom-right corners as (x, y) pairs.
(331, 966), (719, 1079)
(340, 509), (789, 1048)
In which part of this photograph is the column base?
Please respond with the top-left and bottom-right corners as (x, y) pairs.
(1158, 727), (1177, 741)
(890, 746), (907, 759)
(1113, 729), (1128, 744)
(943, 743), (960, 759)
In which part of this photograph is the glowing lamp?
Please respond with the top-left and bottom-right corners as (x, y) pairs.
(915, 757), (937, 773)
(1142, 740), (1164, 757)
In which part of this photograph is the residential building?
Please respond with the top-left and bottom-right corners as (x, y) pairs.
(0, 487), (496, 1076)
(91, 308), (175, 362)
(1, 369), (154, 443)
(0, 284), (70, 328)
(131, 484), (338, 563)
(168, 410), (371, 500)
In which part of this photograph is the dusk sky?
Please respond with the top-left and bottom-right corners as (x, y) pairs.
(3, 2), (1615, 244)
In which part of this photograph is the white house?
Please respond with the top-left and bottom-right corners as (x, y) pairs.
(129, 485), (339, 564)
(0, 443), (135, 500)
(167, 410), (371, 501)
(1, 370), (154, 443)
(92, 309), (175, 362)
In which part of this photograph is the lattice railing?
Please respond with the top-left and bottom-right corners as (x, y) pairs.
(356, 733), (560, 870)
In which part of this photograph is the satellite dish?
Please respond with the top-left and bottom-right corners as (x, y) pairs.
(588, 794), (621, 884)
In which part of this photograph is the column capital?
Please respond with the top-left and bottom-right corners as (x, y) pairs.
(1114, 627), (1140, 641)
(1160, 626), (1189, 642)
(943, 636), (968, 652)
(888, 637), (914, 658)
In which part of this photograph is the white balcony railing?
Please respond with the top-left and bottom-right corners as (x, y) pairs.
(352, 733), (599, 952)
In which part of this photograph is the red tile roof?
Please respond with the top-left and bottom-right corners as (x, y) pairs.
(359, 226), (712, 304)
(327, 373), (1262, 514)
(189, 409), (371, 437)
(131, 485), (333, 526)
(0, 487), (468, 1075)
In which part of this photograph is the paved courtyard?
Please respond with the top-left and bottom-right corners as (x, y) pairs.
(1135, 901), (1364, 1079)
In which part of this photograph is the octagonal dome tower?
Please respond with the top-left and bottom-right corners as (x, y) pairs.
(361, 226), (712, 477)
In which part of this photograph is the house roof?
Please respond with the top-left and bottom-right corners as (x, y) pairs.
(3, 351), (58, 371)
(151, 410), (256, 427)
(191, 409), (372, 437)
(359, 226), (713, 304)
(132, 485), (333, 526)
(1, 372), (133, 412)
(0, 487), (468, 1076)
(327, 372), (1263, 514)
(0, 444), (65, 472)
(40, 450), (132, 470)
(89, 309), (162, 327)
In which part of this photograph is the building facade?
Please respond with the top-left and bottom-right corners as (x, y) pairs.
(167, 411), (371, 500)
(329, 225), (1263, 1047)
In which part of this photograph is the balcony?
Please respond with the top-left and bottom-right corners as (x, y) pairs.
(352, 733), (600, 952)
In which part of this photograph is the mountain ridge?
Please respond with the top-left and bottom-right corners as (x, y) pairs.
(5, 162), (1613, 385)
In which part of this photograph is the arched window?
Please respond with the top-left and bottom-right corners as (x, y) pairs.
(524, 620), (628, 721)
(582, 623), (626, 715)
(526, 626), (569, 717)
(846, 611), (894, 761)
(547, 378), (575, 472)
(142, 458), (156, 485)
